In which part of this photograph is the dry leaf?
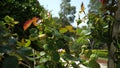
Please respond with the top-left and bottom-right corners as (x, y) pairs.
(23, 19), (33, 31)
(79, 2), (85, 14)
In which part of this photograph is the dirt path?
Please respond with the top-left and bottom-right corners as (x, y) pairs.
(97, 58), (107, 68)
(80, 56), (108, 68)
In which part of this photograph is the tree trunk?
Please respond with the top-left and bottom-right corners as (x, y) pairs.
(115, 1), (120, 20)
(108, 0), (120, 68)
(108, 42), (116, 68)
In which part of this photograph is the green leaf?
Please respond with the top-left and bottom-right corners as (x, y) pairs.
(40, 57), (49, 63)
(90, 54), (98, 60)
(0, 21), (6, 29)
(40, 51), (46, 56)
(63, 54), (77, 61)
(88, 60), (100, 68)
(13, 21), (19, 24)
(76, 29), (82, 35)
(52, 51), (60, 62)
(43, 44), (53, 50)
(25, 39), (31, 47)
(81, 30), (91, 35)
(17, 47), (32, 56)
(7, 0), (14, 3)
(35, 65), (45, 68)
(29, 28), (38, 34)
(0, 45), (12, 53)
(77, 19), (82, 25)
(71, 62), (80, 68)
(56, 40), (64, 49)
(53, 30), (61, 37)
(29, 34), (38, 41)
(8, 37), (17, 46)
(59, 28), (68, 34)
(4, 16), (14, 23)
(3, 56), (19, 68)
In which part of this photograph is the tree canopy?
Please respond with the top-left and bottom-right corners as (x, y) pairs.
(59, 0), (76, 25)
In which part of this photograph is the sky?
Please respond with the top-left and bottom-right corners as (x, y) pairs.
(38, 0), (90, 27)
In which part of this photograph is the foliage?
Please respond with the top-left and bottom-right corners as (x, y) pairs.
(0, 1), (83, 67)
(91, 50), (108, 58)
(0, 15), (91, 68)
(82, 54), (100, 68)
(0, 0), (45, 40)
(1, 0), (118, 68)
(88, 0), (120, 67)
(87, 0), (118, 48)
(59, 0), (76, 25)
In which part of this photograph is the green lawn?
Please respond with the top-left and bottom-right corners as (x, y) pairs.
(84, 49), (108, 58)
(92, 50), (108, 58)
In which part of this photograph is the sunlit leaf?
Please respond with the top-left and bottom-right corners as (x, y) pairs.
(13, 21), (19, 24)
(81, 30), (91, 35)
(69, 29), (75, 33)
(40, 57), (49, 63)
(65, 25), (72, 30)
(65, 25), (75, 33)
(4, 16), (14, 23)
(25, 39), (31, 47)
(76, 29), (82, 35)
(95, 18), (100, 23)
(17, 38), (25, 47)
(38, 34), (46, 39)
(40, 51), (46, 56)
(59, 28), (68, 34)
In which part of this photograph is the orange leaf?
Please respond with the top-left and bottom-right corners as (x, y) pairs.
(23, 19), (33, 31)
(32, 17), (39, 26)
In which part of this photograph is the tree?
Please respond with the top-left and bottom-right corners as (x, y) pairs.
(88, 0), (101, 13)
(0, 0), (83, 68)
(59, 0), (76, 26)
(110, 0), (120, 68)
(87, 0), (107, 49)
(88, 0), (120, 68)
(0, 0), (48, 68)
(0, 0), (46, 39)
(0, 0), (44, 21)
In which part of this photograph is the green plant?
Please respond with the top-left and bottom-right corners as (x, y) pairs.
(0, 14), (80, 68)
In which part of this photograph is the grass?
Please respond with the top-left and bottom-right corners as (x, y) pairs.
(84, 49), (108, 58)
(92, 49), (108, 58)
